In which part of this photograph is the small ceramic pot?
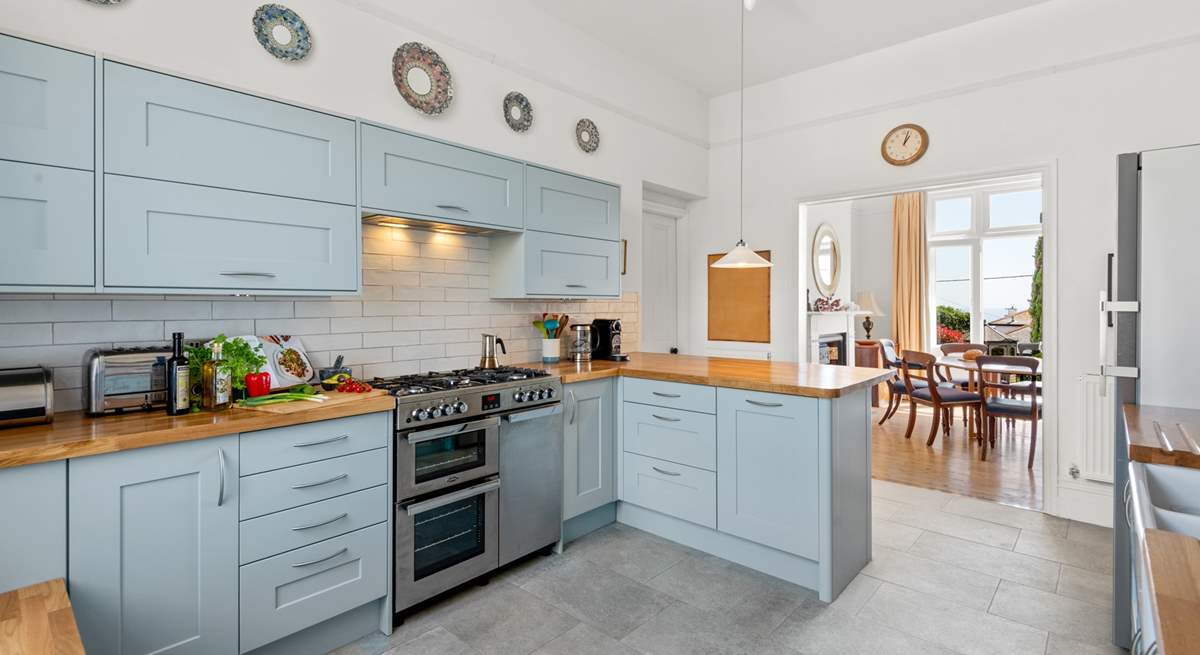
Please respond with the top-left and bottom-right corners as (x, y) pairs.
(542, 338), (560, 363)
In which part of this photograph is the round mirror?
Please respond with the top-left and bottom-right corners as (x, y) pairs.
(406, 66), (433, 96)
(811, 223), (841, 299)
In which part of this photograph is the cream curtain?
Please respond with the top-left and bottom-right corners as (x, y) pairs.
(891, 192), (928, 354)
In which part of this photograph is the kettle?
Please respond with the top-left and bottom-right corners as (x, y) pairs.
(480, 333), (506, 369)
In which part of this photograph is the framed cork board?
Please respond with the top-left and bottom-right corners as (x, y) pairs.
(707, 250), (771, 342)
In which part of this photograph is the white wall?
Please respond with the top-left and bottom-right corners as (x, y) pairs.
(804, 200), (853, 304)
(850, 195), (894, 340)
(689, 0), (1200, 523)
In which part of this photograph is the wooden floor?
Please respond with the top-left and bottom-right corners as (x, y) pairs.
(871, 403), (1043, 510)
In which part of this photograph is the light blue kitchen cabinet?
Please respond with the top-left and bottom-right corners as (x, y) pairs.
(563, 378), (617, 520)
(525, 165), (620, 241)
(360, 123), (524, 231)
(0, 160), (94, 288)
(716, 388), (820, 559)
(69, 435), (239, 655)
(103, 175), (358, 293)
(490, 230), (621, 298)
(104, 61), (356, 205)
(0, 461), (66, 594)
(0, 33), (93, 170)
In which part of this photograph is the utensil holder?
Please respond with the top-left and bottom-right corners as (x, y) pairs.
(542, 338), (560, 363)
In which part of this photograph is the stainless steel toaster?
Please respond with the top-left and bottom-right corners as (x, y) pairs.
(0, 367), (54, 428)
(83, 346), (172, 415)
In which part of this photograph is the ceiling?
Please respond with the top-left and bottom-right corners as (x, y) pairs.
(530, 0), (1050, 97)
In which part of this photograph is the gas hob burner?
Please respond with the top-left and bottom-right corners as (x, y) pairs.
(371, 366), (551, 397)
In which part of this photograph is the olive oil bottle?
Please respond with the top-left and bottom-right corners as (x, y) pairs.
(202, 341), (232, 411)
(165, 332), (190, 415)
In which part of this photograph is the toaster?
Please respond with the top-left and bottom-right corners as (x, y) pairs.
(83, 346), (172, 415)
(0, 367), (54, 428)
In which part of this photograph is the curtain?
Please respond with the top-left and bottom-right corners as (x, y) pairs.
(891, 192), (927, 354)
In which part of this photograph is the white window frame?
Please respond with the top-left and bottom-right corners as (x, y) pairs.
(926, 177), (1042, 348)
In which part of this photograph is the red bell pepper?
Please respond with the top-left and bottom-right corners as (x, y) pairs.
(245, 371), (271, 398)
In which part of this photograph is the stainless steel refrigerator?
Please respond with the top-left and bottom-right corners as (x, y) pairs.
(1109, 144), (1200, 648)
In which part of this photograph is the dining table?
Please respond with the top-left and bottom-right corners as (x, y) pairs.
(933, 355), (1043, 440)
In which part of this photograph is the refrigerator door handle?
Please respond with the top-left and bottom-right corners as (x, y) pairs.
(1098, 290), (1140, 394)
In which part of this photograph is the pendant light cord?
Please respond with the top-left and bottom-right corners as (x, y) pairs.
(739, 0), (745, 243)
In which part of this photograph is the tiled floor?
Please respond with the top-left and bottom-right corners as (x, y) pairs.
(331, 481), (1121, 655)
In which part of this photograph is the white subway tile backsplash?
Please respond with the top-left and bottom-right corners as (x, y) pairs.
(0, 323), (53, 347)
(467, 249), (489, 262)
(362, 254), (392, 270)
(54, 321), (163, 344)
(420, 243), (468, 260)
(254, 318), (331, 335)
(362, 331), (422, 348)
(331, 316), (393, 333)
(364, 301), (420, 317)
(360, 286), (393, 301)
(362, 360), (421, 378)
(420, 273), (470, 288)
(294, 301), (363, 318)
(335, 347), (394, 365)
(0, 300), (112, 323)
(297, 333), (363, 352)
(113, 300), (211, 321)
(394, 344), (445, 360)
(444, 288), (489, 302)
(362, 237), (420, 257)
(444, 261), (488, 275)
(393, 316), (445, 331)
(420, 329), (469, 345)
(363, 270), (421, 287)
(0, 343), (106, 368)
(420, 302), (469, 316)
(212, 301), (295, 319)
(444, 315), (491, 329)
(164, 319), (256, 339)
(393, 257), (446, 273)
(393, 287), (446, 301)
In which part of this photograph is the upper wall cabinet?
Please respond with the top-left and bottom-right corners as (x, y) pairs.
(0, 34), (93, 171)
(360, 124), (524, 231)
(104, 62), (356, 205)
(0, 161), (94, 288)
(526, 166), (620, 241)
(490, 230), (621, 298)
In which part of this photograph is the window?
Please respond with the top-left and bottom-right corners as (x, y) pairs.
(926, 177), (1042, 350)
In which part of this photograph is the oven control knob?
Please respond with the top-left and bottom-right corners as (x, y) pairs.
(545, 388), (555, 398)
(536, 389), (547, 400)
(411, 408), (428, 421)
(428, 406), (443, 418)
(454, 401), (468, 414)
(439, 403), (453, 416)
(513, 391), (523, 402)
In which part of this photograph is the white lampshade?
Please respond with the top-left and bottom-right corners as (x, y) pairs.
(711, 240), (773, 268)
(743, 0), (757, 10)
(854, 291), (883, 315)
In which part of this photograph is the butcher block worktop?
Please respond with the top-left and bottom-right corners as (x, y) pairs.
(1125, 404), (1200, 469)
(532, 352), (894, 398)
(0, 390), (394, 470)
(0, 579), (84, 655)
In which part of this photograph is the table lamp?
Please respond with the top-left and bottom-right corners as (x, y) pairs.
(855, 291), (883, 339)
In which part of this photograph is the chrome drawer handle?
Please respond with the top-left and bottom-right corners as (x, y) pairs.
(651, 391), (681, 398)
(651, 414), (681, 422)
(436, 204), (470, 213)
(292, 434), (350, 448)
(219, 271), (277, 278)
(651, 466), (681, 477)
(291, 512), (349, 531)
(746, 399), (783, 408)
(291, 547), (348, 568)
(565, 284), (587, 289)
(217, 447), (227, 507)
(291, 473), (348, 490)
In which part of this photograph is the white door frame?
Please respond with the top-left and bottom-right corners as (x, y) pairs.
(642, 199), (690, 354)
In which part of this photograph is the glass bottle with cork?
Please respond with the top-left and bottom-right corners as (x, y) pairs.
(202, 341), (232, 411)
(165, 332), (190, 415)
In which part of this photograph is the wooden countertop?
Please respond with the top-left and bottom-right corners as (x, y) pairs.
(0, 579), (84, 655)
(0, 391), (394, 470)
(531, 352), (894, 399)
(1143, 529), (1200, 654)
(1125, 404), (1200, 469)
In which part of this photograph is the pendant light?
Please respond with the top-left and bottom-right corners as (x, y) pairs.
(711, 0), (772, 269)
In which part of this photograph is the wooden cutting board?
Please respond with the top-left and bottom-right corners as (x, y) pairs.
(239, 389), (391, 414)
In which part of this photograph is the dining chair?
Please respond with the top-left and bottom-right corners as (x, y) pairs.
(899, 350), (982, 446)
(877, 338), (918, 425)
(975, 355), (1042, 468)
(937, 343), (987, 426)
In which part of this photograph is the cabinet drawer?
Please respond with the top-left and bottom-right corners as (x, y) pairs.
(240, 412), (390, 476)
(0, 161), (94, 288)
(103, 175), (358, 292)
(361, 124), (524, 231)
(622, 378), (715, 414)
(239, 485), (387, 564)
(239, 523), (387, 652)
(524, 231), (620, 297)
(0, 34), (93, 170)
(525, 166), (620, 241)
(622, 452), (715, 529)
(104, 62), (355, 204)
(623, 402), (716, 471)
(240, 449), (387, 520)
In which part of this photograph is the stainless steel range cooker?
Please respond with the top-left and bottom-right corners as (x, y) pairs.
(373, 367), (564, 618)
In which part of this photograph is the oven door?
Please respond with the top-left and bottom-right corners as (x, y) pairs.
(394, 477), (499, 611)
(396, 416), (499, 499)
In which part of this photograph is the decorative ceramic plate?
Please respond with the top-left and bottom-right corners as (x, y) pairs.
(576, 118), (600, 153)
(253, 4), (312, 62)
(84, 0), (123, 4)
(503, 91), (533, 132)
(392, 42), (453, 115)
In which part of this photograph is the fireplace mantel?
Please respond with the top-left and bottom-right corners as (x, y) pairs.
(806, 311), (870, 365)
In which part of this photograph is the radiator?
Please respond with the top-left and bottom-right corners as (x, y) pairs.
(1080, 373), (1115, 483)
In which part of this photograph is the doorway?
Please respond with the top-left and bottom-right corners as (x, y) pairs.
(641, 201), (685, 354)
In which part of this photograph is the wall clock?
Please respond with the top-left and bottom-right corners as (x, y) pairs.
(881, 123), (928, 166)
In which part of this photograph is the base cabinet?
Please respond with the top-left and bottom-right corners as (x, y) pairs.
(69, 436), (240, 655)
(0, 461), (66, 593)
(563, 379), (617, 519)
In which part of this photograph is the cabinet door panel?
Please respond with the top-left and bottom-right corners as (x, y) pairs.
(0, 461), (66, 593)
(622, 452), (716, 528)
(361, 124), (523, 230)
(524, 231), (620, 297)
(0, 161), (93, 287)
(622, 402), (716, 471)
(717, 389), (820, 559)
(0, 34), (93, 170)
(104, 62), (355, 204)
(103, 175), (358, 292)
(525, 166), (619, 240)
(69, 436), (239, 655)
(563, 379), (616, 519)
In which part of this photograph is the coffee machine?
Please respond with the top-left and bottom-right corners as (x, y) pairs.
(591, 319), (629, 361)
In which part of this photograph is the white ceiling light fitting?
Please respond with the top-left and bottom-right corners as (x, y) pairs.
(712, 0), (772, 269)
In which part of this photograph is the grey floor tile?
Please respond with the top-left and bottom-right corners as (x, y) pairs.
(434, 581), (579, 655)
(988, 580), (1112, 646)
(532, 623), (641, 655)
(907, 530), (1062, 591)
(1013, 530), (1113, 574)
(828, 574), (883, 614)
(942, 496), (1070, 537)
(1067, 520), (1115, 547)
(862, 545), (1000, 611)
(1045, 633), (1126, 655)
(383, 627), (480, 655)
(888, 503), (1021, 549)
(1057, 564), (1113, 609)
(873, 517), (923, 550)
(564, 523), (695, 582)
(872, 479), (956, 509)
(621, 602), (767, 655)
(872, 497), (908, 520)
(858, 581), (1048, 655)
(770, 594), (958, 655)
(520, 557), (676, 639)
(492, 548), (578, 588)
